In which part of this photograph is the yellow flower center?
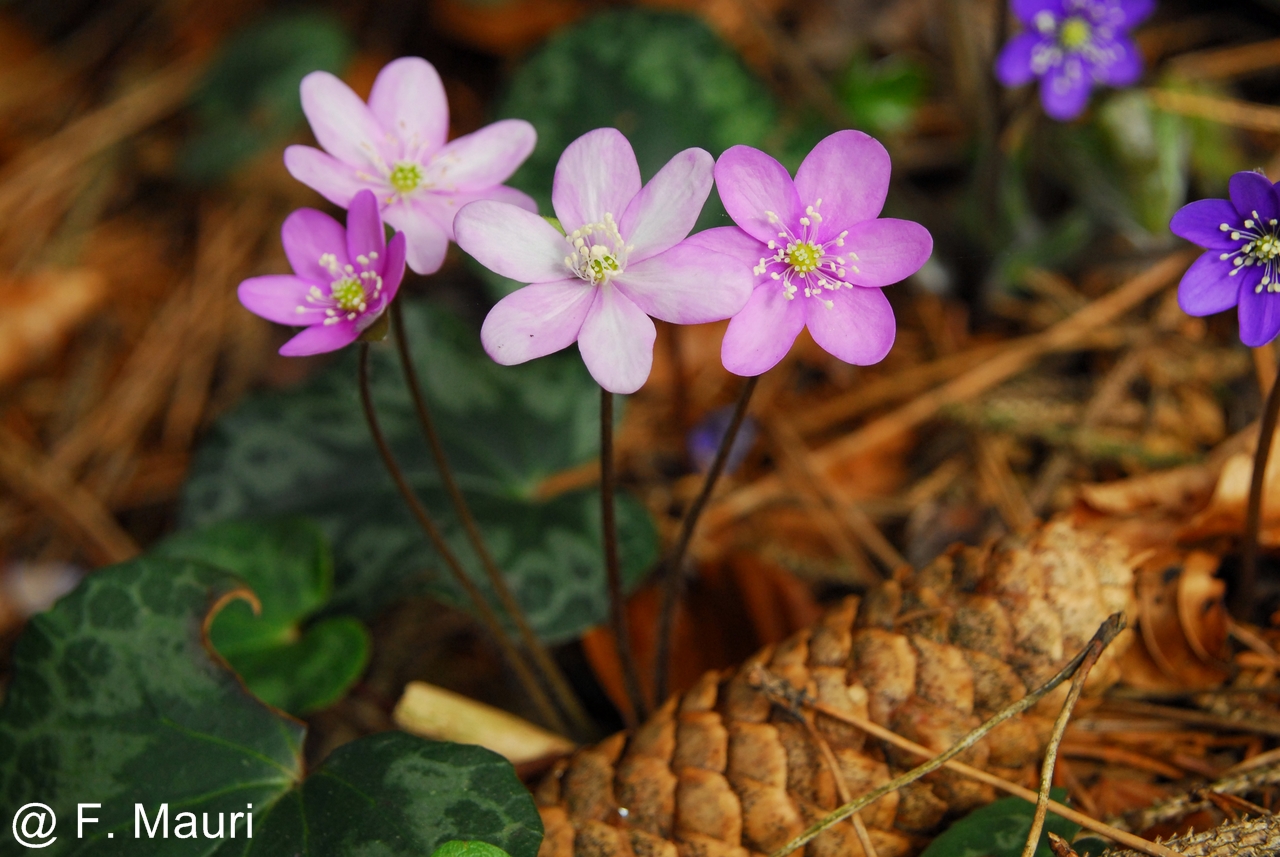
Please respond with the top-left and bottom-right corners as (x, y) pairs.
(1059, 17), (1091, 50)
(330, 277), (366, 312)
(389, 162), (424, 194)
(786, 241), (822, 274)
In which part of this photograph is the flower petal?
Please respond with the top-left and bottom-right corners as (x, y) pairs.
(1039, 60), (1093, 121)
(681, 226), (766, 261)
(552, 128), (642, 233)
(481, 279), (596, 365)
(720, 284), (807, 376)
(1177, 251), (1242, 316)
(455, 200), (572, 283)
(279, 321), (360, 356)
(614, 242), (752, 324)
(382, 199), (449, 275)
(427, 119), (537, 193)
(577, 284), (656, 394)
(841, 218), (933, 287)
(1229, 171), (1280, 225)
(619, 148), (714, 262)
(281, 208), (348, 282)
(1113, 0), (1156, 27)
(1170, 199), (1241, 249)
(995, 33), (1042, 87)
(804, 285), (896, 366)
(283, 145), (380, 208)
(367, 57), (448, 158)
(378, 231), (408, 307)
(795, 131), (891, 239)
(1011, 0), (1062, 26)
(238, 275), (327, 325)
(715, 146), (803, 245)
(1090, 36), (1143, 86)
(299, 71), (393, 171)
(346, 189), (387, 264)
(1237, 275), (1280, 347)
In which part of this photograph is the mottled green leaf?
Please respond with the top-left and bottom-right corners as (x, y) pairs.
(181, 300), (658, 643)
(0, 558), (543, 857)
(152, 518), (369, 715)
(917, 790), (1080, 857)
(179, 11), (352, 182)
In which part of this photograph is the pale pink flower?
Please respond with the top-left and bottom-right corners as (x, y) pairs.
(455, 128), (752, 394)
(285, 57), (536, 275)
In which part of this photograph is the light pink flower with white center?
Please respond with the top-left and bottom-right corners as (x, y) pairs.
(284, 56), (537, 275)
(454, 128), (752, 394)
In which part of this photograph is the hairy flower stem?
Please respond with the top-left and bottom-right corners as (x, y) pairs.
(653, 375), (759, 703)
(1020, 627), (1107, 857)
(768, 613), (1127, 857)
(1241, 365), (1280, 618)
(391, 307), (595, 739)
(601, 388), (648, 724)
(358, 344), (569, 736)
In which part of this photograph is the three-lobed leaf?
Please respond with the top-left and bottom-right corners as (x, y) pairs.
(0, 556), (543, 857)
(152, 518), (370, 715)
(182, 299), (658, 644)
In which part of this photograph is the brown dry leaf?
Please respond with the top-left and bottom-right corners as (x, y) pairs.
(431, 0), (586, 56)
(393, 681), (576, 765)
(1182, 427), (1280, 545)
(1118, 551), (1230, 692)
(0, 268), (106, 386)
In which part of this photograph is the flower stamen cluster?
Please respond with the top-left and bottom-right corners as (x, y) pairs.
(753, 200), (856, 309)
(302, 251), (385, 324)
(1218, 213), (1280, 292)
(564, 213), (633, 286)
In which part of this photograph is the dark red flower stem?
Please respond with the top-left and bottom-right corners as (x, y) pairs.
(652, 374), (759, 704)
(358, 343), (569, 736)
(390, 306), (595, 739)
(600, 388), (648, 725)
(1241, 365), (1280, 617)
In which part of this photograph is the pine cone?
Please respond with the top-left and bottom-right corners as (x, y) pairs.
(534, 519), (1137, 857)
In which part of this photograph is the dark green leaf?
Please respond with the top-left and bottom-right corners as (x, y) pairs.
(432, 841), (515, 857)
(152, 518), (369, 715)
(837, 53), (928, 137)
(181, 300), (658, 643)
(0, 558), (544, 857)
(179, 11), (352, 182)
(917, 790), (1081, 857)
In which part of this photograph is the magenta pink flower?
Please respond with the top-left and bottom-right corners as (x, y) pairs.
(455, 128), (752, 394)
(690, 130), (932, 376)
(238, 189), (406, 356)
(284, 57), (536, 275)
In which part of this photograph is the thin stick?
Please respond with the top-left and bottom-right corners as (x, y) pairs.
(653, 374), (759, 702)
(1241, 358), (1280, 617)
(600, 388), (647, 724)
(358, 344), (569, 736)
(764, 615), (1135, 857)
(390, 307), (594, 739)
(750, 667), (1185, 857)
(1020, 627), (1108, 857)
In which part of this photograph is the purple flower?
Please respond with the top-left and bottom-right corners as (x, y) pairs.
(690, 130), (931, 377)
(455, 128), (752, 394)
(995, 0), (1154, 121)
(238, 189), (406, 356)
(284, 57), (537, 275)
(1171, 171), (1280, 347)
